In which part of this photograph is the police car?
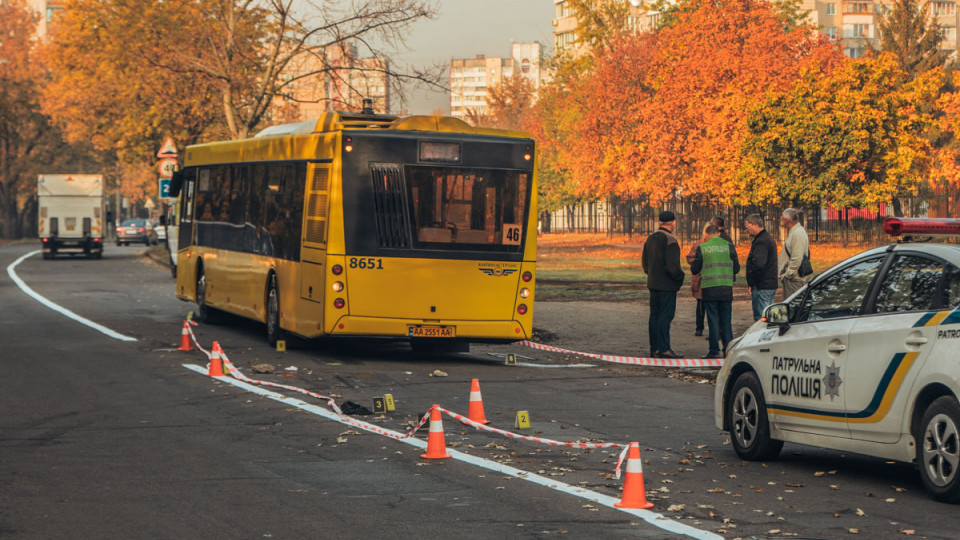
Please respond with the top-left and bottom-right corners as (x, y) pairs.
(715, 217), (960, 502)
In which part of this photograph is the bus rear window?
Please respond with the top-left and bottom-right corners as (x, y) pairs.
(404, 166), (529, 250)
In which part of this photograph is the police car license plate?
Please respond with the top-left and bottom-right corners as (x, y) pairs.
(408, 325), (455, 338)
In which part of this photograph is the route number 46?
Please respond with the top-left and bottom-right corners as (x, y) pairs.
(503, 224), (522, 246)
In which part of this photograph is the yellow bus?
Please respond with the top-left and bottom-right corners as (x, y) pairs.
(170, 110), (537, 351)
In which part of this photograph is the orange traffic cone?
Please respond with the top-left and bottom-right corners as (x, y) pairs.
(420, 404), (451, 459)
(466, 378), (490, 424)
(207, 341), (225, 377)
(615, 442), (653, 509)
(177, 320), (193, 351)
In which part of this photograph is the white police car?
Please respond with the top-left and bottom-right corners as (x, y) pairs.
(715, 218), (960, 502)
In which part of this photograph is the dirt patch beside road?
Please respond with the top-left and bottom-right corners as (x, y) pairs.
(527, 297), (756, 360)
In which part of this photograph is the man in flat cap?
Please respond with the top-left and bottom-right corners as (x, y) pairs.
(641, 210), (685, 358)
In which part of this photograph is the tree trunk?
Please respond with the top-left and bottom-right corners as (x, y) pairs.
(891, 196), (904, 217)
(1, 198), (19, 239)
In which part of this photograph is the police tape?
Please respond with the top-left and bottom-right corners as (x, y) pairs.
(439, 407), (631, 478)
(184, 320), (633, 475)
(516, 340), (724, 368)
(184, 320), (433, 440)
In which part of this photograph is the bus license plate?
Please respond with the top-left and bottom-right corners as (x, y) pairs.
(408, 325), (455, 338)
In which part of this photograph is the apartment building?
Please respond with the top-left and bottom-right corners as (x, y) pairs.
(277, 42), (391, 121)
(26, 0), (63, 38)
(553, 0), (958, 59)
(553, 0), (655, 57)
(802, 0), (958, 57)
(449, 42), (544, 120)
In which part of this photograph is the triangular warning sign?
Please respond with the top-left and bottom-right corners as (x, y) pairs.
(157, 137), (178, 158)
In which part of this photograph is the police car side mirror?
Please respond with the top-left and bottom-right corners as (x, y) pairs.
(763, 303), (790, 326)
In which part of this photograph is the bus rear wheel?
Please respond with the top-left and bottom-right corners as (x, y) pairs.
(266, 275), (283, 346)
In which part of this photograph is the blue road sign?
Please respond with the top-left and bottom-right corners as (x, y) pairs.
(159, 178), (171, 199)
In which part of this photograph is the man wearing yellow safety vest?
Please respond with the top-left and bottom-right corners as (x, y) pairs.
(690, 224), (741, 359)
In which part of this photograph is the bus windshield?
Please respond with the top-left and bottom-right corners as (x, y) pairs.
(405, 166), (529, 250)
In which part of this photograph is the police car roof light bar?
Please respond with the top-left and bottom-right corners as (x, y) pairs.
(883, 217), (960, 237)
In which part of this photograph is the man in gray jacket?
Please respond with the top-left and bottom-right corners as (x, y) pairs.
(778, 208), (809, 300)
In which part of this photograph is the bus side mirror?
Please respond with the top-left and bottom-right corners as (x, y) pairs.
(169, 170), (183, 198)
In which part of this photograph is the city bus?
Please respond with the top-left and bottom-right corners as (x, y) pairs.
(169, 109), (537, 351)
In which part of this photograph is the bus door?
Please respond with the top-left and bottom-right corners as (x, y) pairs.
(177, 168), (196, 259)
(300, 164), (331, 308)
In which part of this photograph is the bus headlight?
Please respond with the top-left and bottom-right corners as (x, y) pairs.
(332, 281), (344, 292)
(520, 288), (531, 299)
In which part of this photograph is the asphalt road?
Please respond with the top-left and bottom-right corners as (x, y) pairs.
(1, 242), (957, 539)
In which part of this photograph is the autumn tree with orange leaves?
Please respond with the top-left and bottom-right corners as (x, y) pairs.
(529, 0), (846, 210)
(742, 53), (940, 213)
(0, 0), (104, 237)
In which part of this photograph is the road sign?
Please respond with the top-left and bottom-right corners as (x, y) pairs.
(157, 137), (178, 158)
(158, 158), (178, 178)
(159, 178), (171, 199)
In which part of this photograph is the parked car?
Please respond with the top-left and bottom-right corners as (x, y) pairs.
(115, 218), (158, 246)
(715, 217), (960, 502)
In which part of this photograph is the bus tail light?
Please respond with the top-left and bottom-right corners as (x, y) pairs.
(520, 288), (531, 299)
(332, 264), (343, 275)
(517, 304), (528, 315)
(334, 298), (345, 309)
(883, 217), (960, 236)
(522, 271), (533, 282)
(332, 281), (344, 292)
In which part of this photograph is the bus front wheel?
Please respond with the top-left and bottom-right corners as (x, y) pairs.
(266, 274), (283, 346)
(196, 267), (221, 324)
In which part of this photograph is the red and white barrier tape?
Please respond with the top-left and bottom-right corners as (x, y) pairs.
(185, 321), (432, 441)
(185, 320), (631, 474)
(517, 340), (724, 368)
(439, 407), (630, 478)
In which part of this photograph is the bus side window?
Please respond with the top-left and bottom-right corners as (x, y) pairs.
(249, 164), (267, 254)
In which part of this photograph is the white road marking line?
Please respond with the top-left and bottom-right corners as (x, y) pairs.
(517, 362), (596, 368)
(6, 250), (137, 342)
(183, 363), (720, 540)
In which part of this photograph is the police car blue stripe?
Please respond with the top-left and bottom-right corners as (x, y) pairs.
(913, 311), (938, 327)
(942, 307), (960, 325)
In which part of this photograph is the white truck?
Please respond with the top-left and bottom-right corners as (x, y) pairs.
(38, 174), (106, 260)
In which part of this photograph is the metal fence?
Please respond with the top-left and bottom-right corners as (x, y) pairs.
(542, 184), (960, 246)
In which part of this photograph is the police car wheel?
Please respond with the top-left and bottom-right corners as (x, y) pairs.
(728, 372), (783, 461)
(918, 396), (960, 502)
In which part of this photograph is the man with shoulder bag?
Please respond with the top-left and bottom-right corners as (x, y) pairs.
(778, 208), (811, 300)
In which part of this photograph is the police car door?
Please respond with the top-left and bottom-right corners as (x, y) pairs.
(845, 253), (957, 443)
(765, 256), (886, 439)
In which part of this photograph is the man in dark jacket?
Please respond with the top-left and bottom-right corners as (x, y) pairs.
(691, 224), (740, 358)
(744, 214), (778, 321)
(641, 211), (685, 358)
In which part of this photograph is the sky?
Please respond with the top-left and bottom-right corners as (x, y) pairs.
(394, 0), (557, 115)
